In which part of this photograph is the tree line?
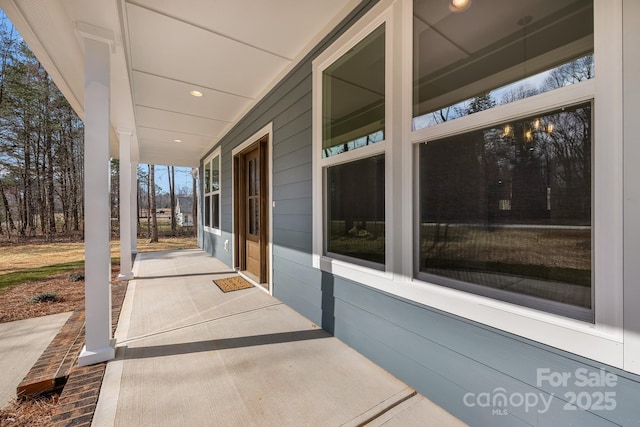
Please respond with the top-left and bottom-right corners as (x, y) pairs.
(0, 15), (196, 242)
(0, 17), (84, 239)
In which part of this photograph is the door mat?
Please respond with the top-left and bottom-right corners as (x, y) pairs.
(214, 276), (254, 293)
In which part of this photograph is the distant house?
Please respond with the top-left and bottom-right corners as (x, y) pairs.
(176, 196), (194, 227)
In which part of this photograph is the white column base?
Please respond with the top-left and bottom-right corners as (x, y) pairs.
(78, 339), (116, 367)
(117, 272), (134, 281)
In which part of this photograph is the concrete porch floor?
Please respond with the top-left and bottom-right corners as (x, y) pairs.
(93, 249), (466, 426)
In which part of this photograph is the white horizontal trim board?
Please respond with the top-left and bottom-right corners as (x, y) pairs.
(312, 0), (634, 373)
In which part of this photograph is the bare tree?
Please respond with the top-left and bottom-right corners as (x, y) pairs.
(0, 21), (84, 241)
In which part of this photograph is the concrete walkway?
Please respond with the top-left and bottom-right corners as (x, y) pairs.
(93, 249), (466, 426)
(0, 312), (71, 409)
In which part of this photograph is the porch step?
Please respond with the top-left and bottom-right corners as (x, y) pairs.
(16, 308), (86, 398)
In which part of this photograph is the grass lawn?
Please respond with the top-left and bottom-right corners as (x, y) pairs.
(0, 260), (86, 292)
(0, 236), (198, 290)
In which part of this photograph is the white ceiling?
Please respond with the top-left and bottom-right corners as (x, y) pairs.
(0, 0), (358, 167)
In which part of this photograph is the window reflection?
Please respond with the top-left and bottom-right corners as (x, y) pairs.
(204, 162), (211, 193)
(419, 102), (592, 309)
(323, 24), (385, 158)
(204, 153), (221, 230)
(212, 156), (220, 191)
(413, 0), (594, 130)
(327, 155), (385, 266)
(204, 195), (211, 228)
(212, 194), (219, 229)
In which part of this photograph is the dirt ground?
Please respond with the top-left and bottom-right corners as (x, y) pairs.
(0, 264), (120, 324)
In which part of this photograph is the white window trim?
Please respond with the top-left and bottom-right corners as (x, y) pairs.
(312, 0), (631, 372)
(203, 147), (221, 236)
(313, 1), (396, 274)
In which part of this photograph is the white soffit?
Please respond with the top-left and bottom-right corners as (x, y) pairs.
(123, 0), (354, 167)
(1, 0), (357, 167)
(127, 4), (290, 99)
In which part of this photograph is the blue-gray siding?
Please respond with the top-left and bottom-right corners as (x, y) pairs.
(199, 1), (640, 425)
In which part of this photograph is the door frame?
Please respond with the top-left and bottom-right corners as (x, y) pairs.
(231, 123), (273, 294)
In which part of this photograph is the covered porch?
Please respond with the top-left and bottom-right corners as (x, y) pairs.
(0, 0), (365, 367)
(89, 248), (465, 426)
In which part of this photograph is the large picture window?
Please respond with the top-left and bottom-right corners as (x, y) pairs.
(204, 149), (221, 233)
(412, 0), (595, 321)
(418, 102), (592, 319)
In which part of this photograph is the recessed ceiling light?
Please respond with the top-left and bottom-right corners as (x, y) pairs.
(190, 90), (203, 97)
(449, 0), (471, 12)
(173, 139), (182, 143)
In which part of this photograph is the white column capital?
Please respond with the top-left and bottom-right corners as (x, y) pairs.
(76, 22), (116, 53)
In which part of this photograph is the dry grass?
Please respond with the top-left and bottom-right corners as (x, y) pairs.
(0, 395), (58, 426)
(0, 242), (85, 276)
(0, 236), (197, 275)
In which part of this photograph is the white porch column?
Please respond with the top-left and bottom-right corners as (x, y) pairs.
(78, 23), (115, 367)
(131, 162), (138, 255)
(117, 130), (134, 280)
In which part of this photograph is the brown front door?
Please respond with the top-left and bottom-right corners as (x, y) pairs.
(234, 137), (268, 288)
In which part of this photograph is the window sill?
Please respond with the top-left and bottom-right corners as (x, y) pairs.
(203, 226), (222, 236)
(315, 255), (623, 369)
